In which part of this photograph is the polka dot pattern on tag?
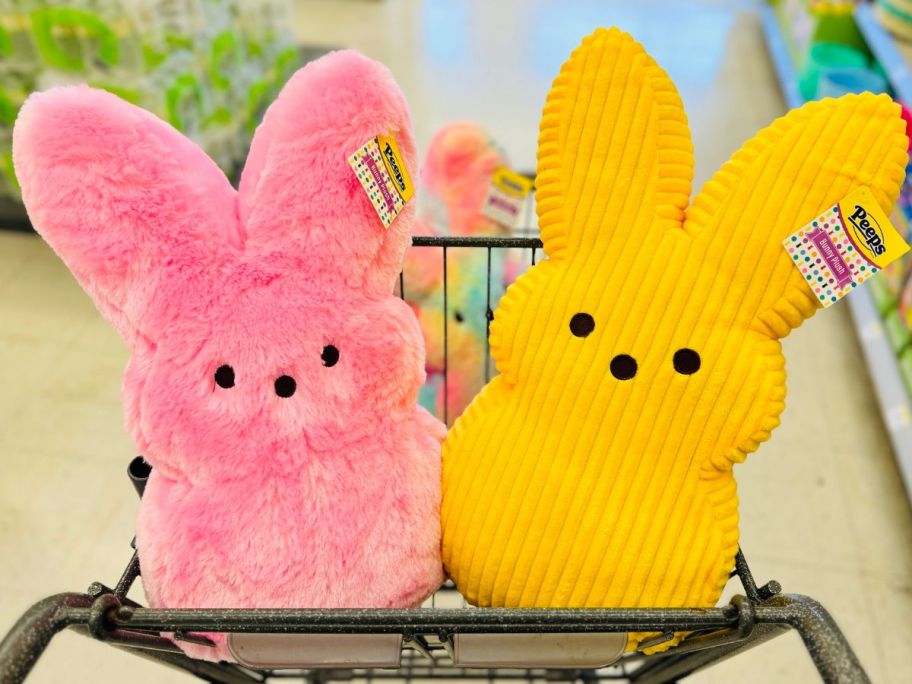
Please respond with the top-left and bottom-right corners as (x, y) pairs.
(348, 138), (407, 228)
(782, 204), (878, 307)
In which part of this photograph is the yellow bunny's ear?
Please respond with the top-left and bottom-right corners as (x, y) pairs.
(685, 93), (908, 339)
(536, 28), (694, 260)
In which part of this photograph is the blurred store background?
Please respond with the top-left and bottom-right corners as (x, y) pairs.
(0, 0), (303, 228)
(2, 1), (912, 683)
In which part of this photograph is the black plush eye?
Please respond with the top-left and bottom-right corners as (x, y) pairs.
(610, 354), (637, 380)
(214, 365), (235, 389)
(454, 310), (465, 323)
(321, 344), (340, 368)
(673, 348), (701, 375)
(274, 375), (296, 398)
(569, 313), (595, 337)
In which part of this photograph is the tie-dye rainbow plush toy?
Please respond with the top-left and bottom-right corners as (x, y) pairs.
(441, 27), (907, 651)
(404, 122), (526, 425)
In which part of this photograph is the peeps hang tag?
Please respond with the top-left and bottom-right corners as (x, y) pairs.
(784, 187), (910, 307)
(348, 134), (414, 228)
(482, 166), (533, 228)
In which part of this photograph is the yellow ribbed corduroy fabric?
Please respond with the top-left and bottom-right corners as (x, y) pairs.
(440, 27), (907, 651)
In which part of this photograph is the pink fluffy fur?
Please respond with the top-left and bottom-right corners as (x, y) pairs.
(13, 50), (446, 662)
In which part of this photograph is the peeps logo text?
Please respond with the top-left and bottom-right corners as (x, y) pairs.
(499, 176), (527, 194)
(382, 141), (408, 195)
(848, 204), (886, 256)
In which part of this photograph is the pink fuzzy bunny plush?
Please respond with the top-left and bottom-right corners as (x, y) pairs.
(13, 51), (446, 662)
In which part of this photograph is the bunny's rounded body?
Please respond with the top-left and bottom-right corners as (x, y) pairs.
(13, 50), (446, 663)
(130, 276), (445, 625)
(139, 413), (442, 612)
(131, 278), (445, 662)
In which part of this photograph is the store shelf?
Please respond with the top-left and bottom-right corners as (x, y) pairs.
(760, 2), (912, 502)
(846, 280), (912, 498)
(855, 3), (912, 103)
(760, 4), (804, 108)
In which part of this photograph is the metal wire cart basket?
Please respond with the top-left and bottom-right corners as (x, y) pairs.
(0, 235), (870, 684)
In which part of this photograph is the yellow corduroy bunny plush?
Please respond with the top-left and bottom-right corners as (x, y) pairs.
(440, 27), (907, 650)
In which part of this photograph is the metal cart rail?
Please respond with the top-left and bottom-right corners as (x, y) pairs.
(0, 236), (870, 684)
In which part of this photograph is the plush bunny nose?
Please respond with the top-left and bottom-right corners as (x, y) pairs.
(274, 375), (297, 398)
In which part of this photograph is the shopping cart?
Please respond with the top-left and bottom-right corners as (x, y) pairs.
(0, 235), (870, 684)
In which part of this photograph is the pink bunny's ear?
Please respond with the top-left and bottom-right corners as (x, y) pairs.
(238, 50), (418, 297)
(13, 86), (238, 346)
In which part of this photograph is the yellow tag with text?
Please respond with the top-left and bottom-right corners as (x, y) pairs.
(783, 187), (910, 307)
(348, 134), (414, 228)
(491, 166), (534, 197)
(483, 166), (533, 228)
(377, 134), (414, 203)
(838, 187), (908, 268)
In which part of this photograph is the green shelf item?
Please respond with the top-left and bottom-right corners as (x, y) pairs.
(0, 151), (19, 193)
(209, 31), (241, 90)
(899, 347), (912, 397)
(869, 271), (899, 315)
(0, 1), (300, 214)
(30, 7), (119, 72)
(245, 77), (271, 132)
(246, 37), (264, 59)
(0, 21), (12, 57)
(90, 82), (140, 105)
(166, 73), (204, 132)
(163, 32), (193, 51)
(813, 9), (871, 56)
(884, 308), (911, 352)
(203, 106), (233, 127)
(142, 42), (167, 69)
(900, 345), (912, 389)
(798, 41), (868, 101)
(0, 89), (18, 126)
(274, 46), (299, 81)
